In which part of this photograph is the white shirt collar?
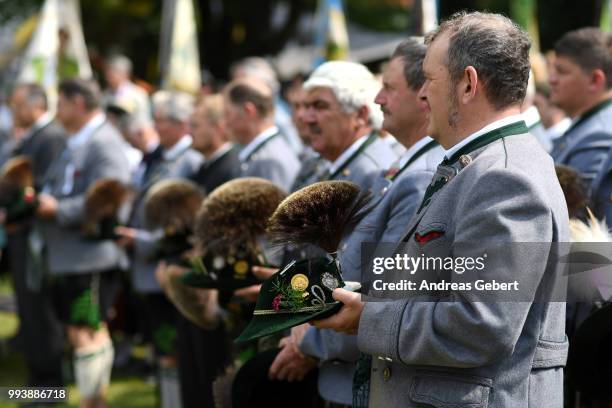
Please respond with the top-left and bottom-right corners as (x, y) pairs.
(67, 113), (105, 151)
(328, 134), (369, 175)
(22, 111), (53, 142)
(397, 136), (435, 169)
(546, 117), (571, 140)
(444, 114), (524, 160)
(163, 134), (193, 161)
(238, 126), (279, 162)
(206, 142), (233, 163)
(145, 140), (160, 154)
(522, 106), (541, 128)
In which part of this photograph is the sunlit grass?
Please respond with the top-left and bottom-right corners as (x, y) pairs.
(0, 278), (156, 408)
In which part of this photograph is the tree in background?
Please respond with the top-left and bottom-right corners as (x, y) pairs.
(0, 0), (608, 86)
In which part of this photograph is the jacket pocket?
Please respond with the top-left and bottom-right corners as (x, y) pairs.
(410, 370), (492, 408)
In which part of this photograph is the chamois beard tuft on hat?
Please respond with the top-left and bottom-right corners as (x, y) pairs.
(570, 208), (612, 243)
(0, 156), (34, 212)
(267, 180), (371, 253)
(0, 156), (34, 200)
(556, 164), (588, 219)
(144, 178), (204, 233)
(195, 177), (287, 252)
(83, 178), (131, 235)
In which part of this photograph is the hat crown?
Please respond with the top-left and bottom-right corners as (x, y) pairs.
(254, 255), (344, 314)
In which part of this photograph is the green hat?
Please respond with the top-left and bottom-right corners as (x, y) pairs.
(143, 178), (205, 260)
(82, 217), (120, 241)
(82, 178), (130, 240)
(235, 255), (360, 343)
(0, 185), (39, 223)
(181, 246), (267, 290)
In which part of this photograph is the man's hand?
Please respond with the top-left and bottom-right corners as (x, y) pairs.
(269, 335), (318, 382)
(233, 284), (262, 302)
(35, 193), (58, 219)
(233, 266), (279, 301)
(311, 288), (364, 335)
(289, 323), (310, 349)
(252, 266), (278, 280)
(114, 226), (137, 248)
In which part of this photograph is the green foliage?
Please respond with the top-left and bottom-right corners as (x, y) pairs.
(271, 279), (309, 311)
(346, 0), (410, 31)
(0, 309), (155, 408)
(0, 0), (41, 24)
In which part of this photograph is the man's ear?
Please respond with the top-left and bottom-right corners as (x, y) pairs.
(243, 101), (258, 118)
(355, 105), (369, 128)
(74, 95), (87, 113)
(461, 66), (479, 104)
(589, 69), (607, 93)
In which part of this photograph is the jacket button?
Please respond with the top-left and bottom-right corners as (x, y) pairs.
(383, 367), (391, 382)
(459, 155), (472, 167)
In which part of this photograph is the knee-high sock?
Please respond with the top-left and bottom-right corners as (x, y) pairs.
(159, 366), (182, 408)
(73, 340), (114, 399)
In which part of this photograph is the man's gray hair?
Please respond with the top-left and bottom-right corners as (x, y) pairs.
(391, 37), (427, 90)
(425, 11), (531, 110)
(304, 61), (383, 128)
(14, 83), (48, 110)
(107, 54), (132, 75)
(231, 56), (280, 95)
(152, 90), (194, 123)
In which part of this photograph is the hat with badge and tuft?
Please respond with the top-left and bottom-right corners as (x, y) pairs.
(236, 180), (367, 342)
(144, 178), (205, 260)
(181, 177), (287, 290)
(555, 164), (588, 220)
(0, 156), (38, 224)
(235, 255), (360, 342)
(82, 178), (132, 240)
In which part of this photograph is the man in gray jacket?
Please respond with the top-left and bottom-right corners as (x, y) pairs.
(299, 61), (397, 191)
(549, 28), (612, 192)
(314, 12), (569, 407)
(269, 39), (445, 406)
(224, 77), (300, 191)
(36, 78), (130, 407)
(7, 83), (66, 388)
(242, 60), (396, 407)
(115, 91), (203, 408)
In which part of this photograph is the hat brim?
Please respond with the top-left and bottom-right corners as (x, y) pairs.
(235, 302), (341, 343)
(235, 282), (361, 343)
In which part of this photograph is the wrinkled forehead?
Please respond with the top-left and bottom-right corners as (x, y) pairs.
(304, 86), (339, 106)
(424, 32), (450, 64)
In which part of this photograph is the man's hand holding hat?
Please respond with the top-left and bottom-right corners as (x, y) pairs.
(311, 288), (364, 335)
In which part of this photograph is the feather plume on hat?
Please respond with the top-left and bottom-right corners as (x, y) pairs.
(82, 178), (131, 238)
(0, 156), (34, 202)
(0, 156), (37, 223)
(162, 178), (285, 331)
(570, 208), (612, 243)
(194, 177), (286, 252)
(144, 178), (204, 233)
(1, 156), (33, 188)
(556, 165), (588, 220)
(267, 180), (371, 254)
